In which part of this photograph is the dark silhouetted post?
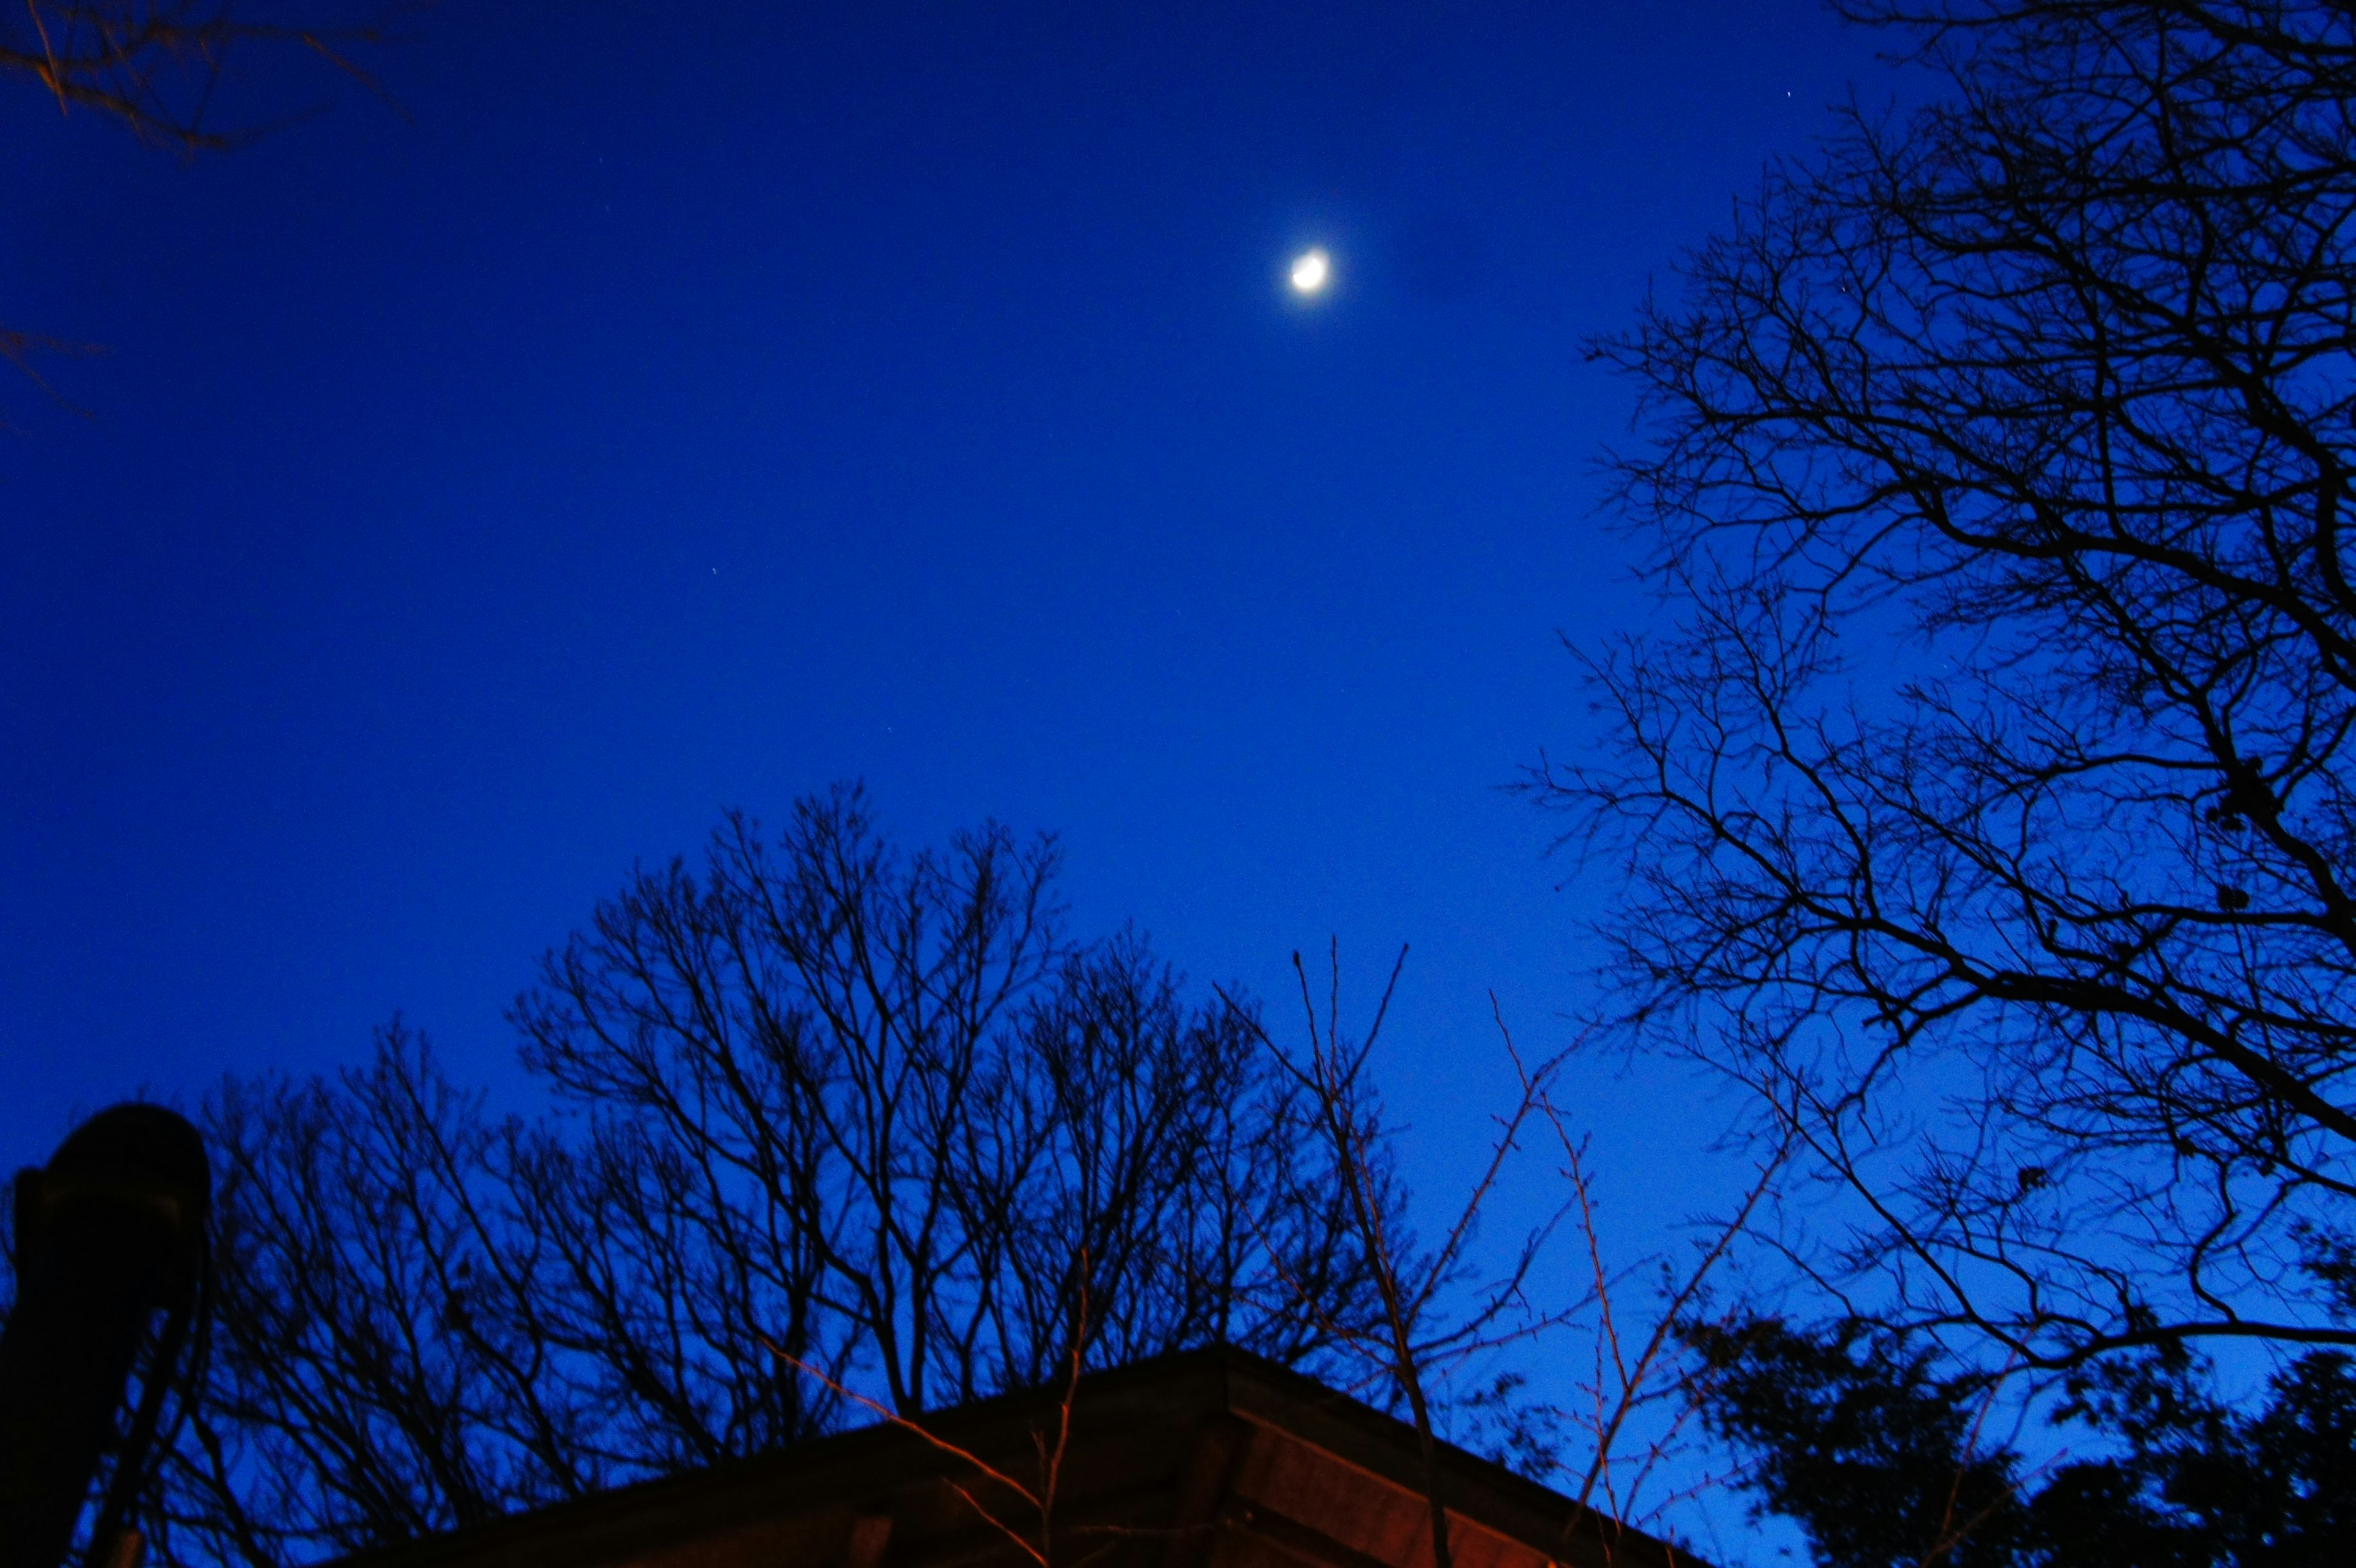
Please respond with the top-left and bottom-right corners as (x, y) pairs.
(0, 1105), (209, 1568)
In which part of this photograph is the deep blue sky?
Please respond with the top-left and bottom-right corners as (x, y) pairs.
(2, 2), (1896, 1241)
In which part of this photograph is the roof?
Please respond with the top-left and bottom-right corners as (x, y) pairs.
(328, 1347), (1698, 1568)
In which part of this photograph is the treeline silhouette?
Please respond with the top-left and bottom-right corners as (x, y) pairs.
(145, 786), (1393, 1565)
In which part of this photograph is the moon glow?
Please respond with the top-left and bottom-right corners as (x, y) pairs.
(1289, 248), (1332, 296)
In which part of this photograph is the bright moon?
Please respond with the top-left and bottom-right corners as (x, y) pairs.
(1289, 248), (1331, 296)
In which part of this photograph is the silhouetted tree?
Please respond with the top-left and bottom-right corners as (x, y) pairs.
(152, 1031), (610, 1566)
(132, 786), (1386, 1566)
(1238, 947), (1554, 1568)
(1238, 947), (1792, 1563)
(1540, 0), (2356, 1369)
(2, 1), (394, 393)
(1688, 1314), (2356, 1567)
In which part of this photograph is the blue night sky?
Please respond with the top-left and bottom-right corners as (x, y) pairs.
(2, 3), (1896, 1240)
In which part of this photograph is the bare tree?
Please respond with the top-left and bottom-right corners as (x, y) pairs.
(512, 787), (1373, 1414)
(1538, 0), (2356, 1370)
(151, 1027), (608, 1568)
(2, 1), (393, 150)
(140, 786), (1382, 1567)
(1235, 949), (1792, 1565)
(1530, 1096), (1788, 1556)
(2, 1), (396, 398)
(1234, 947), (1550, 1568)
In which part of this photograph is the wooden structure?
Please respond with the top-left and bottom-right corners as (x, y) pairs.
(329, 1348), (1693, 1568)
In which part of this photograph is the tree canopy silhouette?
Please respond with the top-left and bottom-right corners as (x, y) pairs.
(1541, 0), (2356, 1370)
(1688, 1315), (2356, 1567)
(123, 786), (1386, 1566)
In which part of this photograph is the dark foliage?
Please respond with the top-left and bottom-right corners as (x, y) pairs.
(1690, 1316), (2356, 1567)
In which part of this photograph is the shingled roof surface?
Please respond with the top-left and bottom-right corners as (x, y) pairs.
(325, 1348), (1698, 1568)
